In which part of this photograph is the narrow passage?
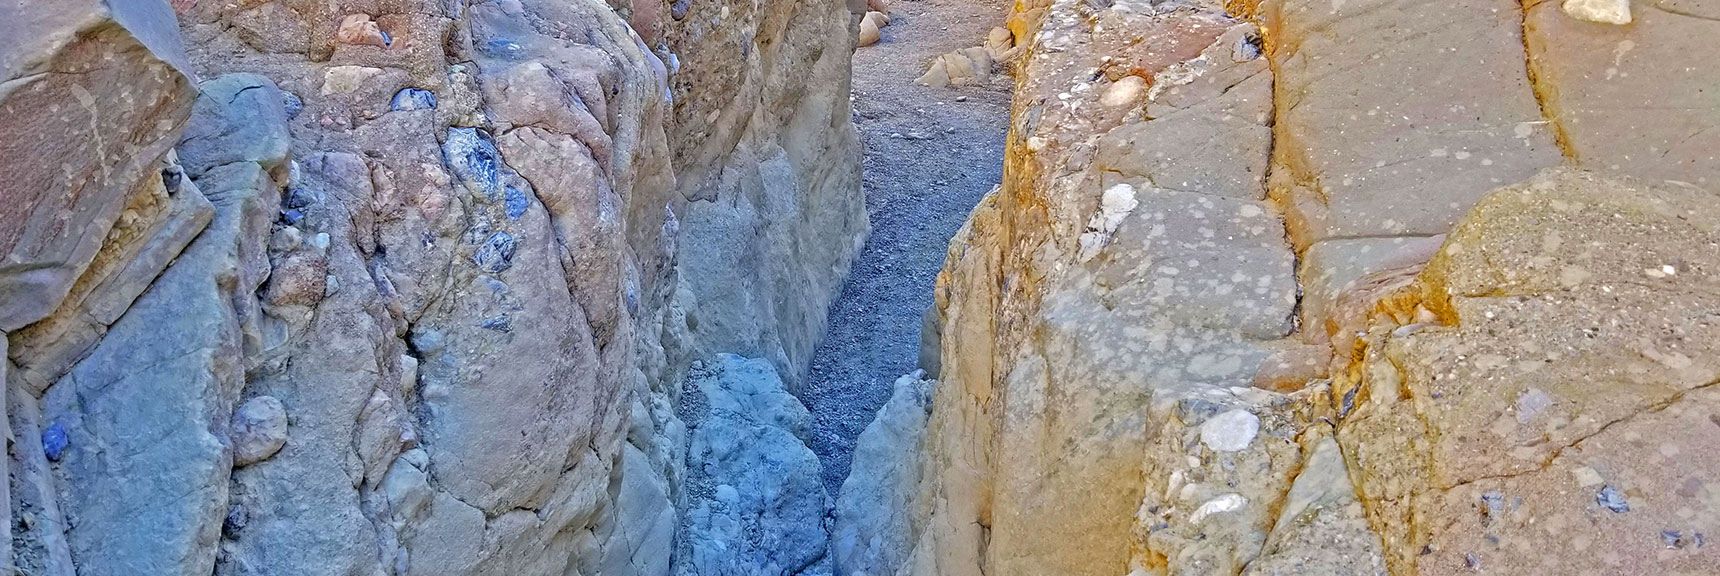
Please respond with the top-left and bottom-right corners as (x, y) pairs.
(802, 0), (1015, 493)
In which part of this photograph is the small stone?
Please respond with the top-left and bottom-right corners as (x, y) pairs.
(473, 231), (517, 273)
(337, 14), (391, 47)
(478, 315), (513, 333)
(1597, 485), (1630, 513)
(1562, 0), (1631, 24)
(232, 396), (289, 466)
(1572, 466), (1605, 488)
(281, 91), (304, 119)
(322, 65), (384, 95)
(390, 88), (437, 111)
(1662, 530), (1684, 549)
(1099, 76), (1146, 107)
(444, 127), (503, 198)
(270, 227), (303, 253)
(223, 504), (249, 538)
(1188, 493), (1247, 524)
(858, 18), (881, 47)
(504, 186), (529, 219)
(1233, 33), (1263, 62)
(671, 0), (691, 19)
(281, 209), (304, 225)
(42, 422), (69, 462)
(1199, 409), (1259, 452)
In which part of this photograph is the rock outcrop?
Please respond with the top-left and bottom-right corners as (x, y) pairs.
(3, 0), (862, 574)
(832, 371), (933, 575)
(881, 0), (1720, 575)
(676, 354), (830, 575)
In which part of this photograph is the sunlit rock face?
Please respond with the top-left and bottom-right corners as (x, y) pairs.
(882, 0), (1720, 575)
(2, 0), (861, 574)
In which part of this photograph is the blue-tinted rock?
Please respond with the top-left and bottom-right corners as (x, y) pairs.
(504, 186), (529, 219)
(281, 209), (304, 225)
(444, 127), (502, 199)
(483, 39), (525, 59)
(477, 315), (512, 333)
(223, 504), (249, 537)
(282, 91), (304, 119)
(472, 231), (516, 273)
(391, 88), (436, 111)
(672, 0), (691, 20)
(43, 422), (68, 461)
(1597, 485), (1630, 513)
(284, 187), (316, 209)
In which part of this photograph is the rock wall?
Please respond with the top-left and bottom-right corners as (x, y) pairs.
(1, 0), (862, 574)
(887, 0), (1720, 575)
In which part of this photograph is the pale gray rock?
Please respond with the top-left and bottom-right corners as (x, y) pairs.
(833, 371), (933, 576)
(176, 73), (292, 177)
(39, 161), (270, 576)
(677, 354), (830, 576)
(231, 395), (288, 466)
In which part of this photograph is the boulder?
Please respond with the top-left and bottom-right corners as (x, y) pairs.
(677, 355), (830, 575)
(0, 0), (195, 332)
(832, 372), (933, 575)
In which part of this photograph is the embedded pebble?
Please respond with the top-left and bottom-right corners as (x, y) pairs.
(473, 231), (517, 273)
(1562, 0), (1630, 24)
(478, 315), (513, 333)
(390, 88), (437, 111)
(232, 396), (289, 466)
(1596, 485), (1630, 513)
(42, 422), (68, 461)
(505, 186), (530, 219)
(1199, 409), (1260, 452)
(444, 127), (504, 199)
(1188, 493), (1247, 524)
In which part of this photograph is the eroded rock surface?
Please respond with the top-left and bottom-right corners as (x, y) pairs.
(676, 355), (830, 576)
(3, 0), (863, 574)
(881, 1), (1720, 575)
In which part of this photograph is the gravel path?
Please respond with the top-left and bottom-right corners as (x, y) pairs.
(802, 0), (1014, 494)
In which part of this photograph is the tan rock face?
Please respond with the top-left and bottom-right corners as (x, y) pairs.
(4, 0), (863, 574)
(894, 0), (1720, 575)
(0, 0), (196, 332)
(1339, 169), (1720, 574)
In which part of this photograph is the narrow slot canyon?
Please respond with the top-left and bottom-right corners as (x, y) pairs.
(3, 0), (1719, 575)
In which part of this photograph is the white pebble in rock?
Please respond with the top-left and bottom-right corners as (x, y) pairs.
(1562, 0), (1630, 24)
(233, 396), (289, 466)
(1189, 493), (1247, 524)
(1199, 409), (1260, 452)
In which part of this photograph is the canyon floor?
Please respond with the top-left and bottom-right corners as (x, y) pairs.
(803, 0), (1015, 493)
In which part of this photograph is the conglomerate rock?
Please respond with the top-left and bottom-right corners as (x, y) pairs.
(882, 0), (1720, 575)
(2, 0), (863, 574)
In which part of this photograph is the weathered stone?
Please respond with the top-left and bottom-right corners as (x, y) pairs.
(677, 355), (830, 575)
(1339, 168), (1720, 574)
(0, 0), (195, 331)
(1526, 0), (1720, 187)
(176, 73), (291, 177)
(40, 158), (270, 576)
(232, 395), (288, 466)
(1264, 0), (1562, 245)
